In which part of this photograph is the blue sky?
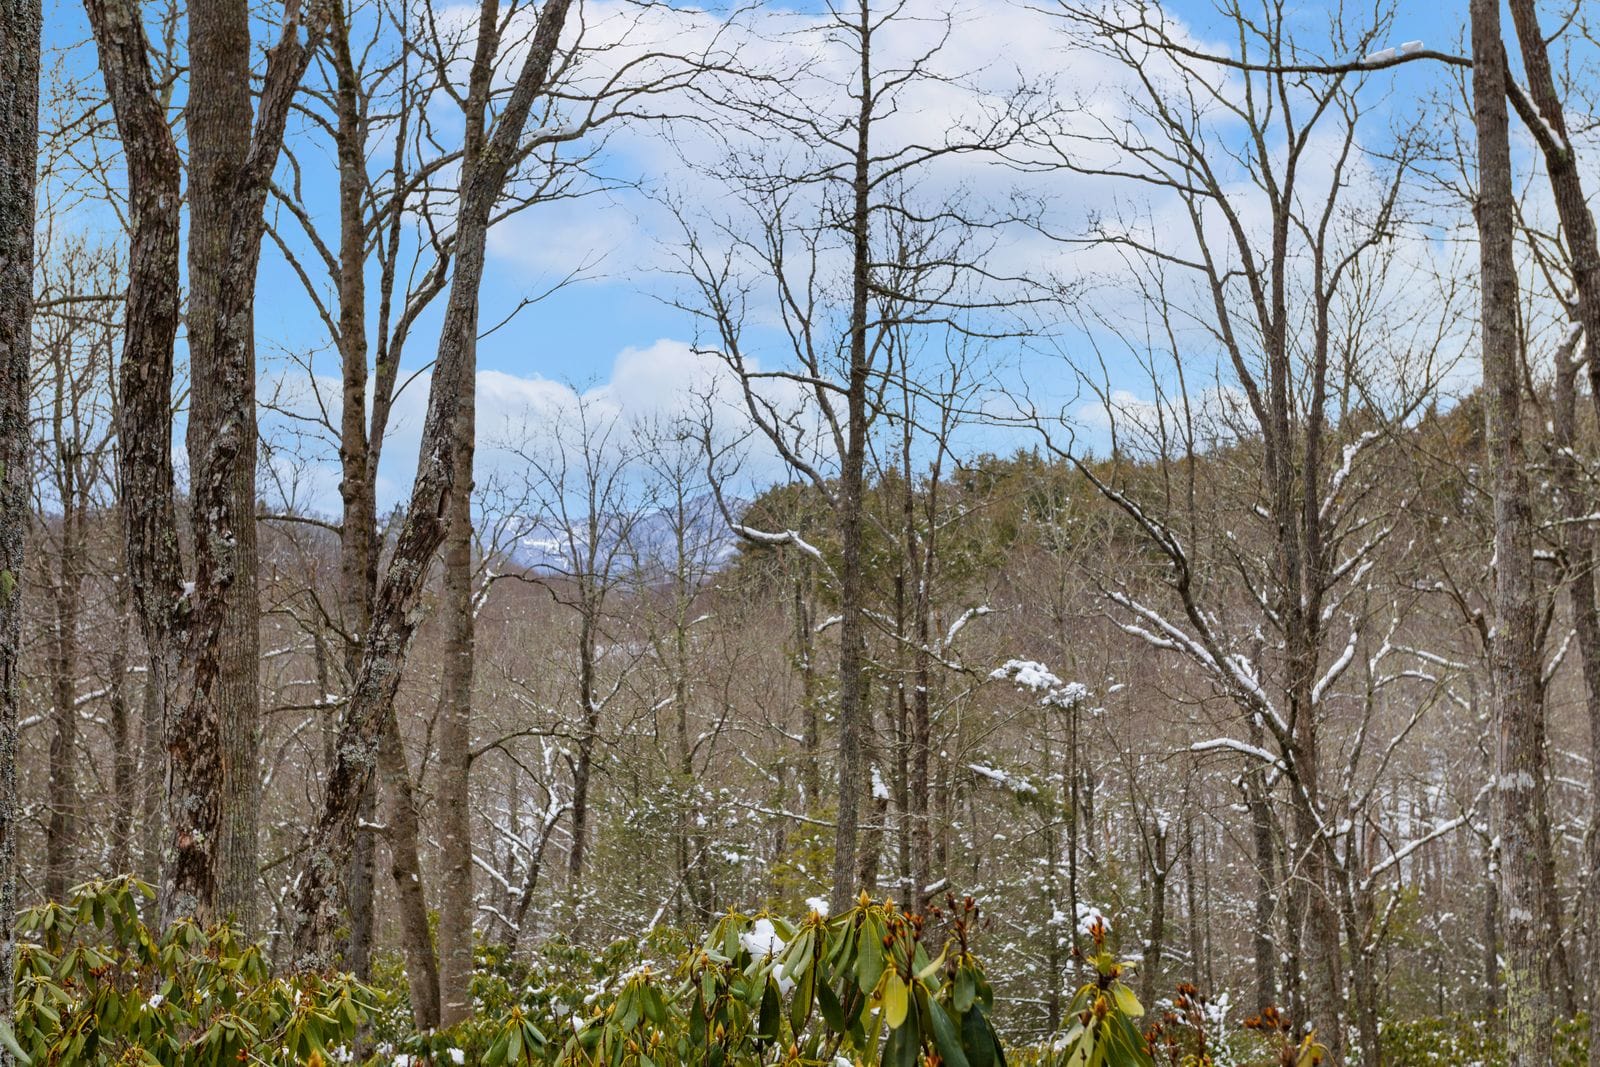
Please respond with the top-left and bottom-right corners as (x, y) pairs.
(38, 0), (1487, 515)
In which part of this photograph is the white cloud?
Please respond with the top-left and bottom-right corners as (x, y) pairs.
(259, 338), (814, 519)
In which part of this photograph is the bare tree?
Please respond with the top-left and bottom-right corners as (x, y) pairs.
(80, 0), (320, 925)
(678, 0), (1041, 909)
(30, 240), (120, 900)
(1496, 7), (1600, 1059)
(0, 0), (40, 1042)
(500, 396), (653, 901)
(1031, 3), (1458, 1059)
(1473, 1), (1556, 1062)
(286, 0), (580, 967)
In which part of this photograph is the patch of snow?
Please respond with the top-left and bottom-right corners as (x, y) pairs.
(968, 763), (1037, 797)
(741, 917), (785, 958)
(1076, 903), (1111, 937)
(990, 659), (1063, 691)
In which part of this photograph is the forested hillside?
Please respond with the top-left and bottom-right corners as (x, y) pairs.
(2, 0), (1599, 1064)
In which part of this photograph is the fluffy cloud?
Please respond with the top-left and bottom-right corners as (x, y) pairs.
(259, 338), (812, 519)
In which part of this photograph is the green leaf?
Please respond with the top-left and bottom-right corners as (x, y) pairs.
(856, 933), (886, 995)
(883, 1010), (920, 1067)
(1111, 1011), (1154, 1067)
(817, 978), (845, 1033)
(961, 1005), (998, 1067)
(0, 1020), (30, 1066)
(1110, 983), (1144, 1020)
(882, 972), (909, 1029)
(791, 959), (816, 1035)
(953, 968), (976, 1014)
(758, 977), (781, 1041)
(922, 992), (971, 1067)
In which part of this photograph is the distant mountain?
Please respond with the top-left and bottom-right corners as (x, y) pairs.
(500, 493), (741, 577)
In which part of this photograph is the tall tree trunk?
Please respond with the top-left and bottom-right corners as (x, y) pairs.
(344, 785), (377, 976)
(137, 657), (163, 892)
(1182, 811), (1204, 999)
(379, 710), (442, 1030)
(567, 609), (597, 891)
(288, 0), (575, 966)
(1246, 717), (1277, 1010)
(328, 0), (380, 976)
(829, 0), (875, 914)
(1344, 886), (1381, 1067)
(792, 576), (821, 810)
(437, 390), (476, 1027)
(185, 0), (263, 929)
(1139, 821), (1167, 1007)
(86, 0), (313, 927)
(892, 573), (912, 910)
(45, 474), (83, 900)
(81, 0), (185, 921)
(1503, 1), (1600, 1037)
(905, 442), (934, 906)
(1483, 839), (1502, 1017)
(0, 0), (40, 1040)
(109, 575), (135, 872)
(110, 588), (136, 870)
(1474, 4), (1557, 1062)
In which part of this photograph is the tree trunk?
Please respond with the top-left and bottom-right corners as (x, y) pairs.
(792, 576), (821, 810)
(185, 0), (264, 929)
(1550, 342), (1597, 1024)
(1473, 3), (1557, 1062)
(0, 0), (40, 1040)
(109, 576), (135, 872)
(86, 0), (312, 927)
(829, 0), (875, 915)
(288, 0), (575, 967)
(329, 0), (380, 977)
(437, 390), (476, 1027)
(1501, 9), (1600, 1051)
(379, 709), (442, 1031)
(567, 609), (601, 893)
(1246, 717), (1278, 1010)
(45, 468), (83, 900)
(1140, 822), (1167, 1007)
(906, 451), (934, 905)
(1346, 890), (1381, 1067)
(81, 0), (185, 919)
(1483, 839), (1502, 1017)
(344, 785), (377, 976)
(137, 656), (163, 893)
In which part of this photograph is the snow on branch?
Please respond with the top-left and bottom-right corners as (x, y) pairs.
(989, 657), (1092, 709)
(731, 524), (828, 566)
(1106, 591), (1218, 671)
(1106, 590), (1288, 736)
(1312, 630), (1359, 707)
(1361, 782), (1491, 893)
(1506, 79), (1571, 157)
(967, 762), (1038, 797)
(943, 605), (992, 650)
(989, 659), (1062, 691)
(1190, 736), (1284, 769)
(1320, 431), (1379, 523)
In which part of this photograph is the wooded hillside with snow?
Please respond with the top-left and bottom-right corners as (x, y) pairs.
(0, 0), (1596, 1064)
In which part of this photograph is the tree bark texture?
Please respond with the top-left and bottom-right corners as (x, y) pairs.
(288, 0), (574, 967)
(438, 389), (476, 1027)
(0, 0), (40, 1044)
(1474, 3), (1557, 1062)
